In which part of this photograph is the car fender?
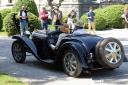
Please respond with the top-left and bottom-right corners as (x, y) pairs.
(12, 35), (38, 58)
(58, 41), (89, 68)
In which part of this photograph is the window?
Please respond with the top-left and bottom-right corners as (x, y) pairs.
(8, 0), (13, 3)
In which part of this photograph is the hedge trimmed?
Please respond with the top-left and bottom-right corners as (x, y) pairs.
(81, 5), (124, 30)
(0, 8), (11, 31)
(102, 5), (124, 28)
(3, 12), (41, 36)
(12, 0), (38, 16)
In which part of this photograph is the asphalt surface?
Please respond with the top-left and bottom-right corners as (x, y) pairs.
(0, 33), (128, 85)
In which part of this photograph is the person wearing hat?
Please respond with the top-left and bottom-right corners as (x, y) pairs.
(50, 24), (70, 50)
(73, 21), (86, 35)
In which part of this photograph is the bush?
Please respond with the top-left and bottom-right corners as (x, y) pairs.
(94, 8), (106, 30)
(0, 13), (2, 30)
(4, 12), (41, 36)
(0, 8), (11, 31)
(3, 12), (19, 36)
(102, 5), (124, 29)
(80, 13), (88, 29)
(0, 8), (11, 19)
(81, 5), (124, 30)
(12, 0), (38, 16)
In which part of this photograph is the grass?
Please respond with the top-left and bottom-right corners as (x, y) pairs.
(0, 73), (27, 85)
(0, 30), (8, 36)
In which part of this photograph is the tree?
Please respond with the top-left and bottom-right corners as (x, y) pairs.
(12, 0), (38, 16)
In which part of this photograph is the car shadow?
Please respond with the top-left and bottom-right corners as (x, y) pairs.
(91, 63), (128, 85)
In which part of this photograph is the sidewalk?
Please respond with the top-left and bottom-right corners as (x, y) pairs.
(96, 29), (128, 45)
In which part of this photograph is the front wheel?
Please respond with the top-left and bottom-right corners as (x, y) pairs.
(63, 50), (82, 77)
(12, 40), (26, 63)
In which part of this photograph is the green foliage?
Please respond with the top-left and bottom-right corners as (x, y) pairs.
(81, 5), (124, 30)
(0, 13), (2, 30)
(0, 8), (11, 19)
(27, 12), (41, 31)
(62, 15), (68, 23)
(102, 5), (124, 28)
(3, 12), (19, 36)
(80, 13), (88, 29)
(94, 8), (106, 30)
(0, 73), (27, 85)
(0, 8), (11, 31)
(12, 0), (38, 16)
(3, 12), (41, 36)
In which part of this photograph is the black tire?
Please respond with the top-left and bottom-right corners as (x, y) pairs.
(12, 40), (26, 63)
(96, 38), (124, 69)
(63, 50), (82, 77)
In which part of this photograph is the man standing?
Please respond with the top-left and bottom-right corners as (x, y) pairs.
(19, 5), (29, 36)
(39, 7), (48, 30)
(87, 7), (96, 34)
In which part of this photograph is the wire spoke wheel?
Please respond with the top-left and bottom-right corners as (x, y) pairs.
(105, 42), (122, 64)
(96, 38), (124, 69)
(12, 40), (26, 63)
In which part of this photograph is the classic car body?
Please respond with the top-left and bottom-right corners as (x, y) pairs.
(11, 30), (125, 77)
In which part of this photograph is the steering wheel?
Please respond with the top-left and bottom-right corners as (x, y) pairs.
(47, 31), (63, 45)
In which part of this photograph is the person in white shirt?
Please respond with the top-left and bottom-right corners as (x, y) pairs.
(19, 5), (29, 36)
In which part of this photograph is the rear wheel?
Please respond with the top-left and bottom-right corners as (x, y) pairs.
(12, 40), (26, 63)
(63, 50), (82, 77)
(96, 38), (124, 69)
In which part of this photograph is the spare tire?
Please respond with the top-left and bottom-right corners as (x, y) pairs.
(95, 38), (124, 69)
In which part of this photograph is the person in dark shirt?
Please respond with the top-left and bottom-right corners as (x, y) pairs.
(18, 5), (30, 36)
(87, 7), (96, 34)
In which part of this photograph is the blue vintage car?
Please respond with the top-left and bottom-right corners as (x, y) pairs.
(11, 30), (125, 77)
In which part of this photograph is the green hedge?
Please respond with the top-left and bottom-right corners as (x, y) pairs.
(12, 0), (38, 16)
(102, 5), (124, 28)
(0, 13), (2, 30)
(80, 5), (124, 30)
(0, 8), (11, 19)
(3, 12), (41, 36)
(0, 8), (11, 31)
(94, 8), (106, 30)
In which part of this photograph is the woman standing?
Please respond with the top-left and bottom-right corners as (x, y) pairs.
(123, 5), (128, 29)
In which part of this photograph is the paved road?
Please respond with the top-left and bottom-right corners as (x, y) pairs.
(0, 37), (128, 85)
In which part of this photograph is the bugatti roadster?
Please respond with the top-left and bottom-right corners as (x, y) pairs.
(11, 30), (125, 77)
